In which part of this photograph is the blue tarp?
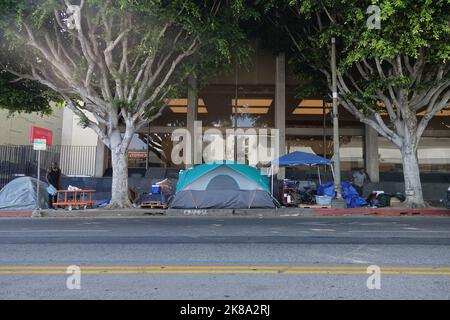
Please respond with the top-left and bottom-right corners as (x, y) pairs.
(317, 181), (368, 208)
(269, 151), (332, 167)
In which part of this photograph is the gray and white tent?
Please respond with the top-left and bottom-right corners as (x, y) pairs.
(0, 177), (49, 210)
(171, 162), (277, 209)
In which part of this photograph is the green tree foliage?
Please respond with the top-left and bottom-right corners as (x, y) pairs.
(0, 30), (60, 114)
(266, 0), (449, 207)
(0, 0), (257, 207)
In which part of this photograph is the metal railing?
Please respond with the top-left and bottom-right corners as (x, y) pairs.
(0, 145), (97, 189)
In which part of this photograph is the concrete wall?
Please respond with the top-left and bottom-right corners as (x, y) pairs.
(60, 176), (177, 201)
(0, 103), (63, 145)
(61, 107), (98, 146)
(364, 182), (449, 203)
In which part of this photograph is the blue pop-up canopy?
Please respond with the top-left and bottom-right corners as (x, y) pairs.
(269, 151), (332, 167)
(268, 151), (334, 194)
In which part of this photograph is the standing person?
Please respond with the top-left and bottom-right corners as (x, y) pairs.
(46, 162), (61, 208)
(352, 168), (367, 196)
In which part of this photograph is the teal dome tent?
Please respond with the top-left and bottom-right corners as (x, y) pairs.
(171, 161), (276, 209)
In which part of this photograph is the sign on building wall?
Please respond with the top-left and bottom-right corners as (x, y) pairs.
(30, 126), (53, 145)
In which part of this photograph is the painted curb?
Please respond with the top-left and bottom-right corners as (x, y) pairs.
(313, 208), (450, 216)
(0, 211), (32, 217)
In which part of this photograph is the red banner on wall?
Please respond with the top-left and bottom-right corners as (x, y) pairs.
(30, 126), (53, 145)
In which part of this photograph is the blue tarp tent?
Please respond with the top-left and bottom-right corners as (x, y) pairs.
(317, 181), (368, 208)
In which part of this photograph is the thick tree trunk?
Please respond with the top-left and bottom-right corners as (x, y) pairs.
(108, 148), (132, 208)
(401, 144), (427, 208)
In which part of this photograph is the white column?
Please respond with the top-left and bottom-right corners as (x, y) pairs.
(186, 76), (198, 168)
(364, 124), (380, 183)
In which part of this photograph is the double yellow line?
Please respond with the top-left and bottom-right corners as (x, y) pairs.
(0, 265), (449, 275)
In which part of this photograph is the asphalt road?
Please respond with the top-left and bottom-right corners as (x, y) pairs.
(0, 216), (449, 300)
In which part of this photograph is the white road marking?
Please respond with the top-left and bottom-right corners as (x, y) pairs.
(0, 230), (109, 233)
(347, 230), (448, 233)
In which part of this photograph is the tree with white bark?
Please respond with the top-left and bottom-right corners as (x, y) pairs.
(0, 0), (254, 208)
(277, 0), (449, 208)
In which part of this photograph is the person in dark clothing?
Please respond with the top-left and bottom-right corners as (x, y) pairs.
(46, 162), (61, 208)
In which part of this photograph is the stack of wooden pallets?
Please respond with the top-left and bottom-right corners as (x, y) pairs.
(298, 204), (331, 209)
(140, 201), (167, 209)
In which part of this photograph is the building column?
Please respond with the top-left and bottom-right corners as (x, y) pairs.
(364, 124), (380, 183)
(275, 53), (286, 179)
(61, 106), (74, 146)
(186, 75), (198, 168)
(94, 138), (107, 177)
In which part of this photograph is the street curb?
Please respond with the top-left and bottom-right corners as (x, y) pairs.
(233, 208), (311, 217)
(313, 208), (450, 216)
(0, 211), (32, 217)
(36, 208), (166, 218)
(2, 207), (449, 218)
(166, 209), (234, 217)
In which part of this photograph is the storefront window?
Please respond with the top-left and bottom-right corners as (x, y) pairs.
(127, 134), (148, 168)
(378, 137), (450, 173)
(286, 135), (363, 180)
(418, 137), (450, 172)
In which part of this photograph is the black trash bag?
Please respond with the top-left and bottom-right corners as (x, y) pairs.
(394, 192), (406, 202)
(377, 193), (392, 207)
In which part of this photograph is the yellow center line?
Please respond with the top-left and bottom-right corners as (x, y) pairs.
(0, 265), (449, 275)
(0, 265), (449, 270)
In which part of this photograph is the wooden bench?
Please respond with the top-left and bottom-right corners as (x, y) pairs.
(53, 189), (96, 210)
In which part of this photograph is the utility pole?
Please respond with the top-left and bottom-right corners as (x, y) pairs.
(234, 61), (238, 163)
(331, 37), (343, 203)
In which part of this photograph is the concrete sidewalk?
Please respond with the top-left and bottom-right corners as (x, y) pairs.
(1, 206), (448, 218)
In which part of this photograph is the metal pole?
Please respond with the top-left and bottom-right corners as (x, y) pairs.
(331, 37), (342, 199)
(317, 166), (322, 185)
(234, 61), (238, 163)
(36, 150), (41, 210)
(146, 124), (150, 171)
(271, 165), (274, 196)
(323, 99), (326, 160)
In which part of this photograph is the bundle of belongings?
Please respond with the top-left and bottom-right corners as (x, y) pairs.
(366, 191), (405, 208)
(140, 178), (174, 205)
(317, 181), (367, 208)
(442, 186), (450, 208)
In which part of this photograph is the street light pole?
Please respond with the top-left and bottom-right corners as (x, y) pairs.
(234, 61), (238, 163)
(331, 37), (342, 200)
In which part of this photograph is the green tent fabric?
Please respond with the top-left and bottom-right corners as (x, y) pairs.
(172, 161), (276, 209)
(175, 161), (270, 193)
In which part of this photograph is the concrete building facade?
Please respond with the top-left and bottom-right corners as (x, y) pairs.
(3, 43), (448, 189)
(0, 104), (63, 146)
(87, 45), (450, 185)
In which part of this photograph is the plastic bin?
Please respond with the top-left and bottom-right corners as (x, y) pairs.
(315, 195), (332, 205)
(151, 185), (161, 194)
